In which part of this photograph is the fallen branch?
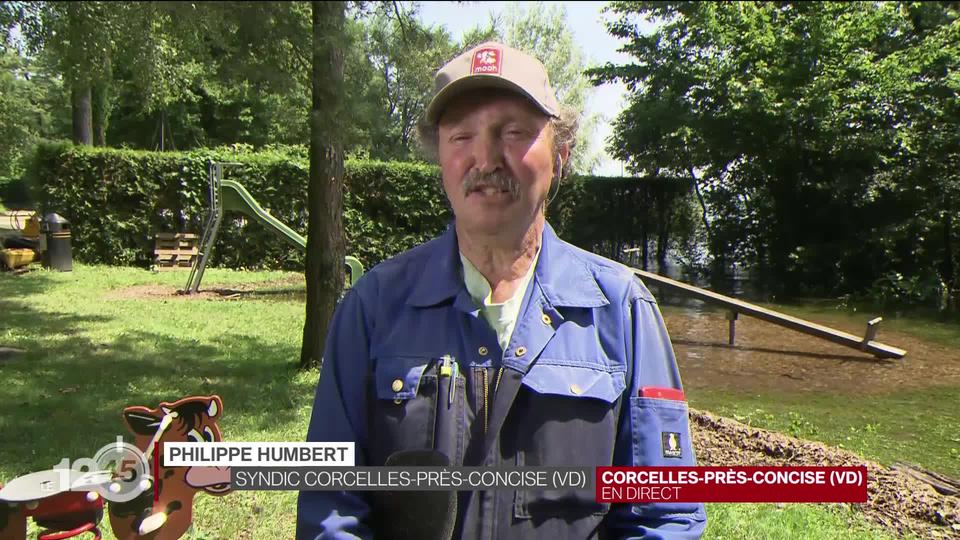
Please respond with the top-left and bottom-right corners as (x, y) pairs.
(892, 462), (960, 497)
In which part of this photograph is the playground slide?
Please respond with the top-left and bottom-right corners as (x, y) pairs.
(219, 179), (364, 284)
(221, 180), (306, 249)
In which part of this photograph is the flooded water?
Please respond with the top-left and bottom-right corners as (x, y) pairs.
(628, 256), (771, 316)
(616, 252), (960, 396)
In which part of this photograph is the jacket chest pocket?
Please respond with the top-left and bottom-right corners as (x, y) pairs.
(509, 363), (625, 519)
(367, 356), (465, 467)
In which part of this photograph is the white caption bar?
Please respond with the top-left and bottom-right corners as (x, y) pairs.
(164, 442), (355, 467)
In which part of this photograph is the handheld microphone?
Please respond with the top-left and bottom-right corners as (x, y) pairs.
(371, 450), (458, 540)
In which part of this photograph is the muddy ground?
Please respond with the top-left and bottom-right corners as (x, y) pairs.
(692, 408), (960, 538)
(103, 275), (307, 302)
(664, 309), (960, 395)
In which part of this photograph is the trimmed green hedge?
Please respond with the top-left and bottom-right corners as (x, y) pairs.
(26, 141), (450, 270)
(24, 141), (694, 271)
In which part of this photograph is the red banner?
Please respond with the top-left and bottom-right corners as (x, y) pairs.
(595, 466), (868, 503)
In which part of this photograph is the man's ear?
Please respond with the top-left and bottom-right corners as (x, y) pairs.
(559, 144), (571, 171)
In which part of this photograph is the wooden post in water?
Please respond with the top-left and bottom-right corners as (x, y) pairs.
(726, 311), (738, 346)
(629, 266), (907, 359)
(862, 317), (883, 351)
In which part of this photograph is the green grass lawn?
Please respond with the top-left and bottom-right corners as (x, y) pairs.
(0, 265), (924, 539)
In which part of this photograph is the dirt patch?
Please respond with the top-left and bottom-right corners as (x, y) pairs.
(104, 276), (306, 302)
(665, 309), (960, 395)
(692, 408), (960, 538)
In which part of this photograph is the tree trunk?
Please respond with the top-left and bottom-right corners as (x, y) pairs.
(657, 192), (670, 268)
(163, 110), (176, 151)
(300, 0), (347, 370)
(92, 56), (112, 147)
(891, 462), (960, 496)
(943, 207), (956, 311)
(688, 166), (723, 269)
(687, 167), (713, 241)
(71, 81), (93, 145)
(641, 183), (650, 270)
(92, 83), (108, 146)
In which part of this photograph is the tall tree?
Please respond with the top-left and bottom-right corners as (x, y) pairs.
(0, 45), (52, 182)
(333, 3), (510, 161)
(1, 3), (70, 183)
(12, 2), (316, 151)
(590, 1), (960, 304)
(19, 2), (117, 145)
(301, 0), (347, 370)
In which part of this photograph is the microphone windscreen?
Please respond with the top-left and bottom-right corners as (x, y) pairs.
(372, 450), (458, 540)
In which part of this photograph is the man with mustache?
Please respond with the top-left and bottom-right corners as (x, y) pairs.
(298, 42), (706, 539)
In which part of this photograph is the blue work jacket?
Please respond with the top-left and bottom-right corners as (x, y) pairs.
(297, 222), (707, 539)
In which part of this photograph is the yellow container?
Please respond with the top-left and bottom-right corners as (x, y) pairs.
(1, 248), (37, 269)
(23, 214), (40, 238)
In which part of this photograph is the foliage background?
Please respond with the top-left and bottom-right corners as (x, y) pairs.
(25, 142), (450, 270)
(589, 1), (960, 308)
(25, 141), (693, 272)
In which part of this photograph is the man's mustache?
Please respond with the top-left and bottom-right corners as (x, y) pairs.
(462, 170), (520, 199)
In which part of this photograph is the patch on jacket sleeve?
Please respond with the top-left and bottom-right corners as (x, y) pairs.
(661, 431), (682, 459)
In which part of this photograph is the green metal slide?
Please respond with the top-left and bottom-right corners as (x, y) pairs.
(220, 179), (364, 284)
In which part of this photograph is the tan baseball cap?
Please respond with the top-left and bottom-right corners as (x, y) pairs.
(424, 41), (561, 124)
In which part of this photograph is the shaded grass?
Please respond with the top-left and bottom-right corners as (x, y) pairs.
(0, 266), (925, 539)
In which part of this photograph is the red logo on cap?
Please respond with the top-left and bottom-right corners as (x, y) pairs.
(471, 48), (501, 75)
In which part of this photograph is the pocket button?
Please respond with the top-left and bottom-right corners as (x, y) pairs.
(391, 379), (404, 392)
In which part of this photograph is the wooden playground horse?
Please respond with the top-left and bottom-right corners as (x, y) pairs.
(0, 395), (232, 540)
(110, 395), (232, 540)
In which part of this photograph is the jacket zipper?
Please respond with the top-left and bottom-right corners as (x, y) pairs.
(481, 367), (506, 435)
(482, 368), (489, 434)
(482, 366), (505, 540)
